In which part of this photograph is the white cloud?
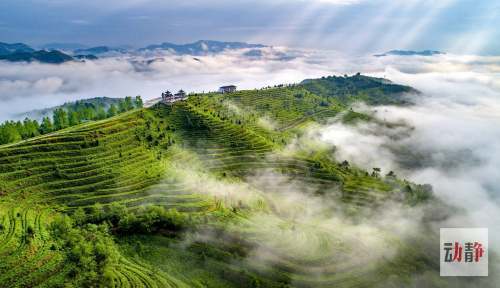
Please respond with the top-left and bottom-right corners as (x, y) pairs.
(314, 59), (500, 250)
(0, 47), (332, 120)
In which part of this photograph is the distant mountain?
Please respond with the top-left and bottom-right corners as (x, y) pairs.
(40, 43), (89, 51)
(74, 46), (128, 55)
(74, 54), (99, 60)
(1, 40), (269, 58)
(140, 40), (266, 55)
(0, 42), (35, 56)
(243, 49), (264, 58)
(0, 50), (74, 64)
(17, 97), (123, 120)
(374, 50), (445, 57)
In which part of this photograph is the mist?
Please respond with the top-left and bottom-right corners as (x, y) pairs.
(318, 58), (500, 257)
(0, 47), (328, 120)
(137, 51), (499, 282)
(158, 146), (439, 285)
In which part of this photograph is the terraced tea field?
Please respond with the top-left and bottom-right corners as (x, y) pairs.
(0, 77), (487, 287)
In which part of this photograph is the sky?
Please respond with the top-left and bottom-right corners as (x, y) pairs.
(0, 0), (499, 55)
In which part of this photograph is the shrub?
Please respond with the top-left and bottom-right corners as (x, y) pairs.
(49, 215), (119, 287)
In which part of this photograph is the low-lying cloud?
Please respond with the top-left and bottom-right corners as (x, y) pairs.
(0, 47), (329, 120)
(317, 61), (500, 256)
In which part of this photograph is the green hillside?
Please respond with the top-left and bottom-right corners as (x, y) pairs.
(301, 74), (418, 105)
(16, 97), (126, 121)
(0, 75), (491, 287)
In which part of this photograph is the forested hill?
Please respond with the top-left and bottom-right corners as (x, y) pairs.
(1, 96), (143, 146)
(18, 97), (124, 120)
(0, 75), (490, 288)
(301, 74), (418, 105)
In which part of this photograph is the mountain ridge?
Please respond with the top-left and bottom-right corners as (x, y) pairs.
(0, 42), (35, 56)
(139, 40), (266, 55)
(0, 49), (74, 64)
(374, 49), (445, 57)
(1, 40), (268, 57)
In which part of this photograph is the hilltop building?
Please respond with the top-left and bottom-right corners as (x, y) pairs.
(219, 85), (237, 94)
(175, 90), (186, 98)
(161, 90), (188, 104)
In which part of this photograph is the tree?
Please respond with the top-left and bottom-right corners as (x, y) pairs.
(134, 96), (144, 108)
(40, 117), (53, 134)
(371, 167), (381, 178)
(14, 121), (26, 139)
(124, 96), (134, 111)
(22, 118), (40, 138)
(73, 207), (87, 225)
(83, 107), (96, 120)
(53, 108), (69, 130)
(340, 160), (350, 168)
(118, 97), (134, 113)
(96, 105), (107, 120)
(0, 122), (22, 144)
(69, 111), (81, 126)
(107, 104), (117, 117)
(118, 100), (127, 113)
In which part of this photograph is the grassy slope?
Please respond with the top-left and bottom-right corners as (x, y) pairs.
(0, 78), (484, 287)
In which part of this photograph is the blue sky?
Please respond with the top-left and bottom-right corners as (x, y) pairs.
(0, 0), (499, 55)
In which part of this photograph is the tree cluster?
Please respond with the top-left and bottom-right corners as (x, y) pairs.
(49, 215), (119, 287)
(49, 202), (189, 287)
(0, 96), (143, 145)
(72, 203), (194, 235)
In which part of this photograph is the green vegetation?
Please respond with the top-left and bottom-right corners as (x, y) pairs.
(0, 75), (491, 287)
(301, 74), (418, 105)
(0, 96), (143, 145)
